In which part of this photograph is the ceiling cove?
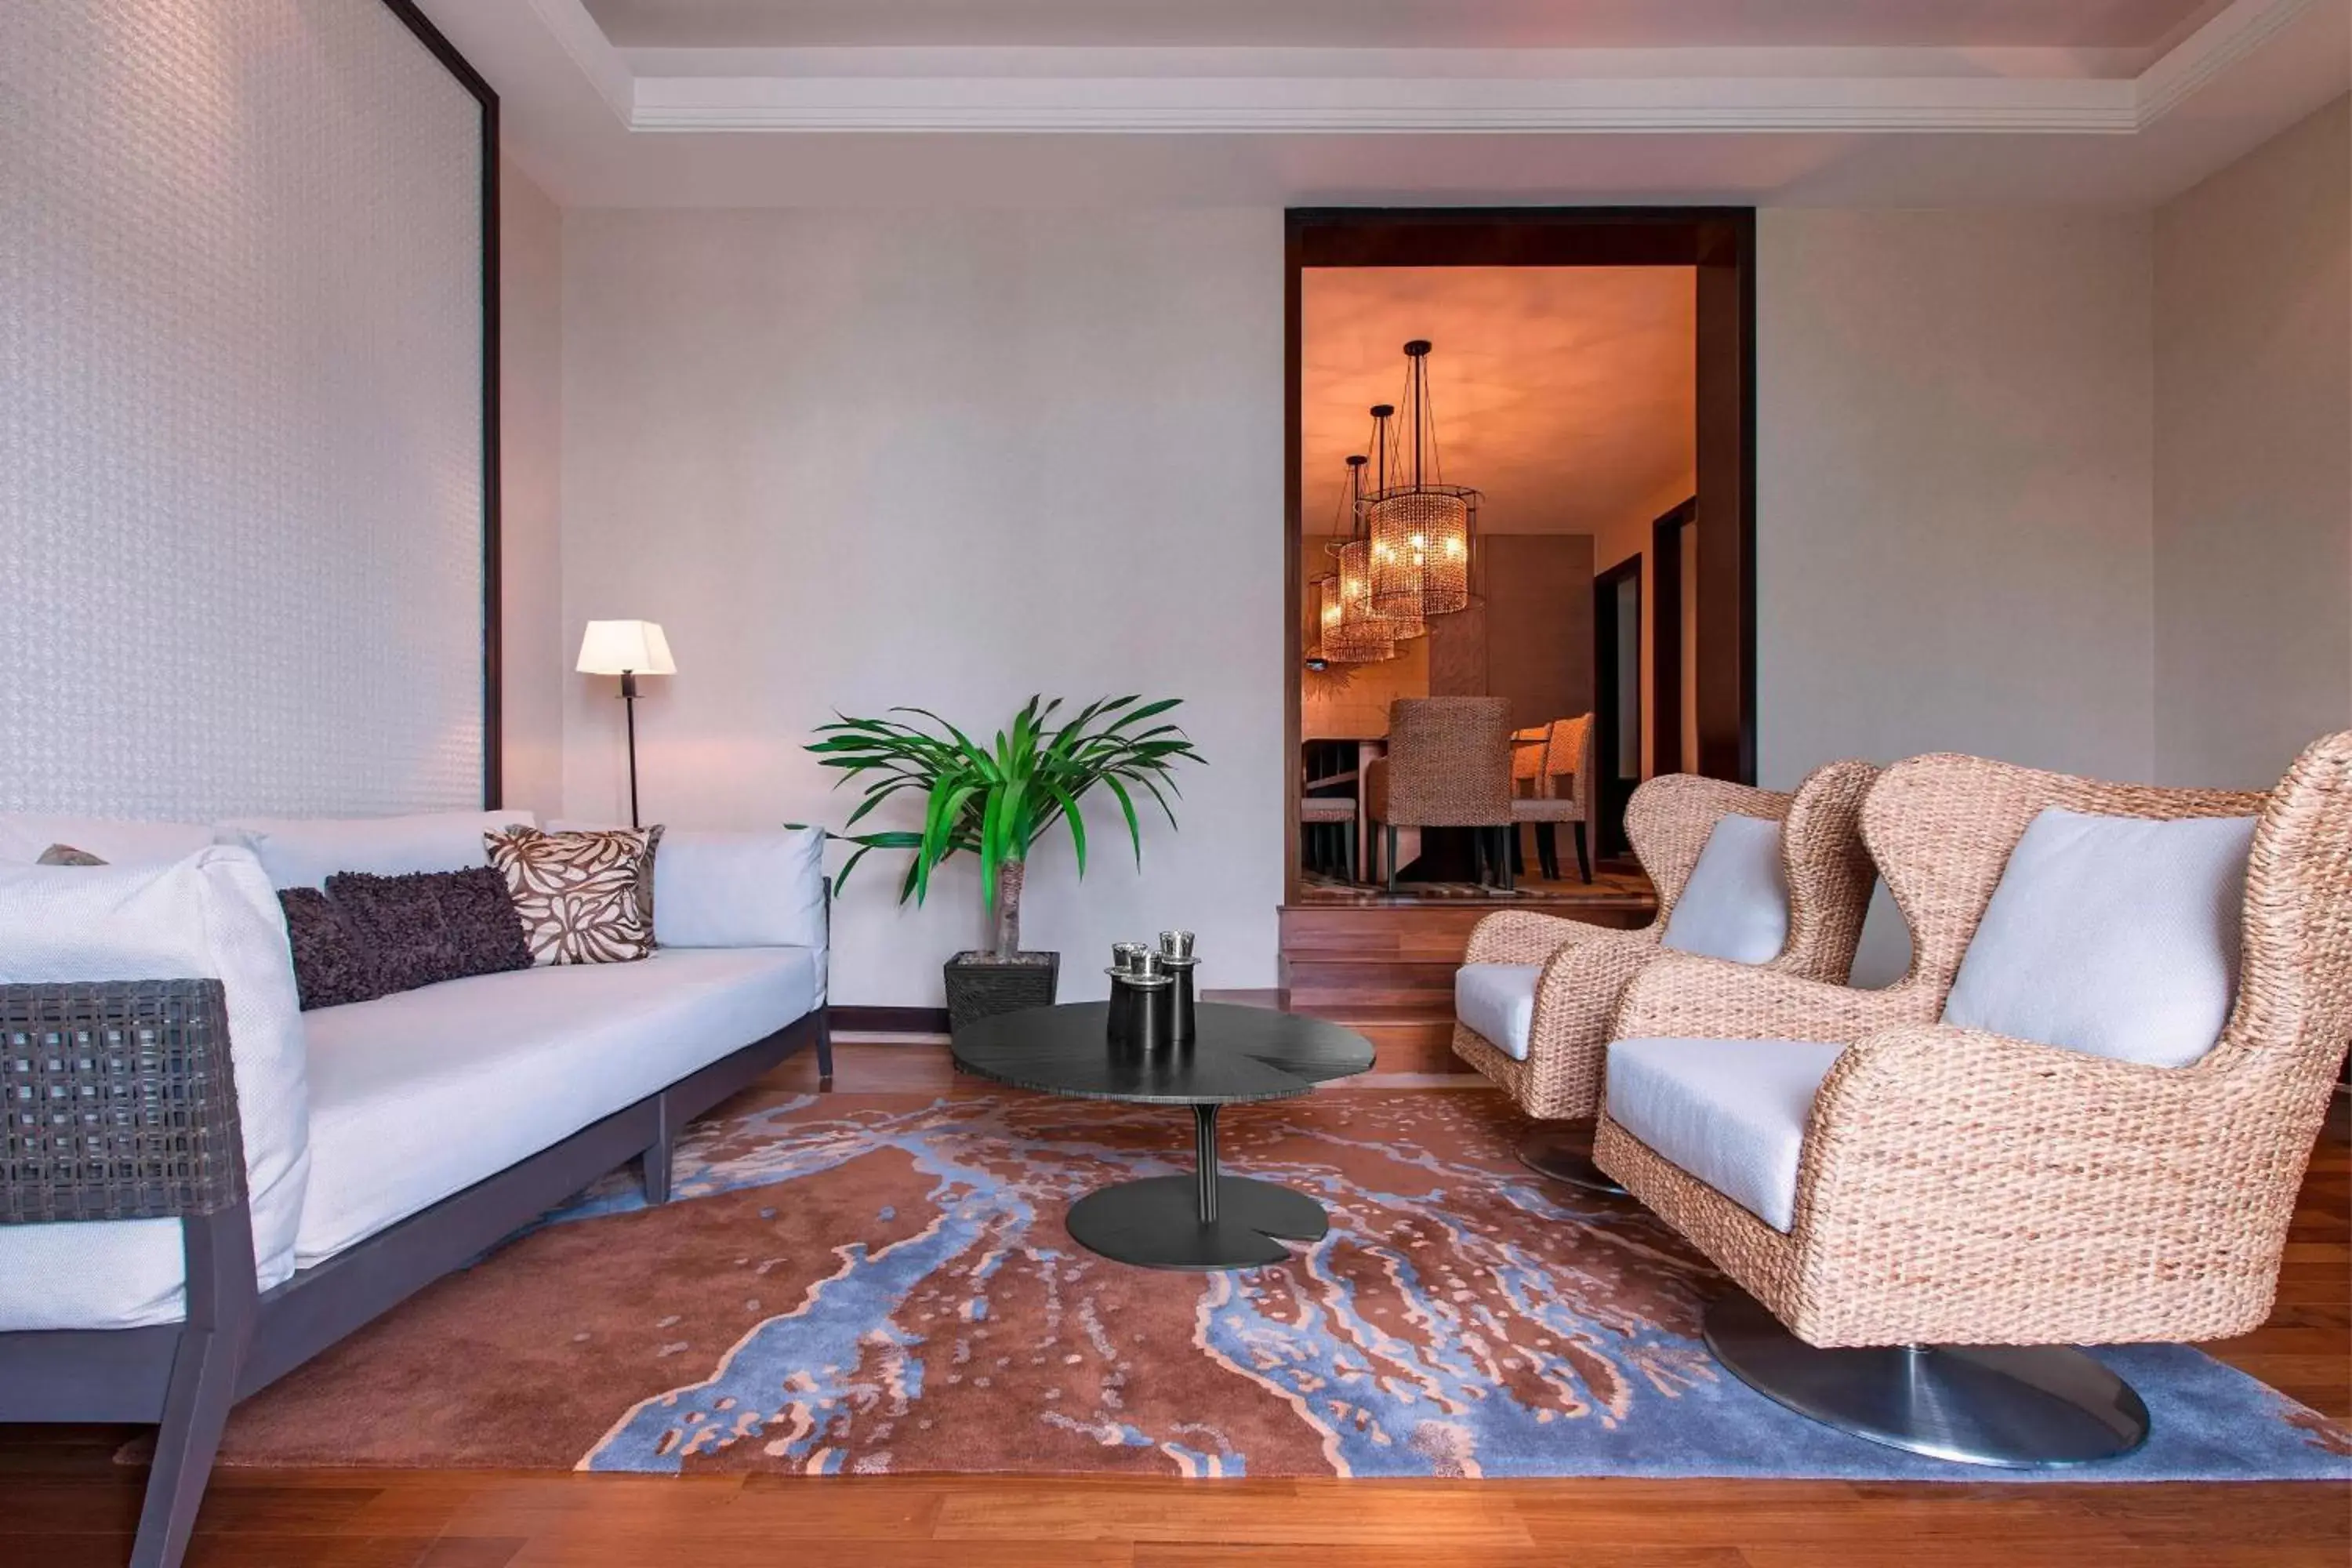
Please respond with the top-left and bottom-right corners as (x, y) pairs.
(516, 0), (2316, 134)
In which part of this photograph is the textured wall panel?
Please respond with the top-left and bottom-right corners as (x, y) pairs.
(0, 1), (488, 821)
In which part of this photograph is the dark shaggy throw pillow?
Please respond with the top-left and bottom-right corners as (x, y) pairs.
(277, 888), (387, 1011)
(326, 866), (534, 996)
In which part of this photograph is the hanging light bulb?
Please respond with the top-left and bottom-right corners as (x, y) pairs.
(1367, 340), (1477, 619)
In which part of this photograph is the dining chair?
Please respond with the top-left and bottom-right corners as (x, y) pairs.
(1364, 697), (1515, 893)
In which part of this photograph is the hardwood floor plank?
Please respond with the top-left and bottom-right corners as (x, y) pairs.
(930, 1478), (1534, 1546)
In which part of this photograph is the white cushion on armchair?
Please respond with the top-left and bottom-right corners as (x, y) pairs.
(1660, 815), (1790, 965)
(1941, 808), (2256, 1069)
(0, 847), (310, 1329)
(1605, 1036), (1845, 1232)
(1455, 963), (1540, 1061)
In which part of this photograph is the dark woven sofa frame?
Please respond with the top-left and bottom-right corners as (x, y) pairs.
(0, 971), (831, 1568)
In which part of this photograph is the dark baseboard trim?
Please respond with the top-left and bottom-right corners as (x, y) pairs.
(833, 1005), (952, 1034)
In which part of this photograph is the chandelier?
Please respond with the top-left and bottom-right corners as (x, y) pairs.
(1316, 573), (1393, 663)
(1314, 446), (1395, 664)
(1352, 407), (1424, 641)
(1366, 340), (1478, 619)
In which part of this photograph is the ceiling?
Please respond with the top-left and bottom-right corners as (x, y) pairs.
(1301, 268), (1696, 542)
(582, 0), (2231, 52)
(416, 0), (2347, 207)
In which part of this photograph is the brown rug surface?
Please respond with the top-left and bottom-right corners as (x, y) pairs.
(178, 1085), (2350, 1483)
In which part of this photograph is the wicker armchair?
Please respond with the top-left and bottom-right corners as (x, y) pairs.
(1511, 713), (1595, 882)
(1364, 697), (1515, 892)
(1592, 734), (2352, 1466)
(1454, 759), (1879, 1189)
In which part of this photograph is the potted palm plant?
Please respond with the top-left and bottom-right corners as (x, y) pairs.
(804, 694), (1204, 1031)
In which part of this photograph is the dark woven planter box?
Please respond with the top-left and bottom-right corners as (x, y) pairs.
(944, 950), (1060, 1034)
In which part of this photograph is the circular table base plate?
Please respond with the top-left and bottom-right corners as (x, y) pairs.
(1704, 1292), (2151, 1468)
(1066, 1175), (1329, 1271)
(1516, 1130), (1628, 1196)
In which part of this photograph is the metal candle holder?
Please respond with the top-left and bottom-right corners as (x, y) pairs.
(1157, 930), (1200, 1044)
(1105, 942), (1175, 1050)
(1107, 938), (1188, 1052)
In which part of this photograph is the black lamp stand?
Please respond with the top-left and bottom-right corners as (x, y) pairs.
(618, 669), (642, 829)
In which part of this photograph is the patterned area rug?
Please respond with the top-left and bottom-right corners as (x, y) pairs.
(196, 1087), (2350, 1481)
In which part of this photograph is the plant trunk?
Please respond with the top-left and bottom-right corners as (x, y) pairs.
(991, 858), (1025, 960)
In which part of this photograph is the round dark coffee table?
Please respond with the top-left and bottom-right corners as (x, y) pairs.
(952, 1000), (1376, 1271)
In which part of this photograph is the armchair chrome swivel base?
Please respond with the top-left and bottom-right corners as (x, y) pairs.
(1515, 1125), (1628, 1197)
(1703, 1292), (2151, 1468)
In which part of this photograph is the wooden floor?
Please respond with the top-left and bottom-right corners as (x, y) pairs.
(5, 1045), (2344, 1568)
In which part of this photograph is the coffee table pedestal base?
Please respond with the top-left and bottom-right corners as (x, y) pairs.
(1067, 1174), (1327, 1270)
(1065, 1103), (1329, 1271)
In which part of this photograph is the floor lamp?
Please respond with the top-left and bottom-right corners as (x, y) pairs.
(575, 619), (675, 829)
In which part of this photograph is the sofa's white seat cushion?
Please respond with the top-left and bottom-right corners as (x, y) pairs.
(1660, 815), (1790, 965)
(0, 848), (308, 1330)
(1942, 808), (2257, 1069)
(552, 823), (828, 960)
(294, 946), (818, 1265)
(1605, 1036), (1845, 1233)
(0, 815), (212, 868)
(1456, 963), (1541, 1062)
(215, 810), (539, 891)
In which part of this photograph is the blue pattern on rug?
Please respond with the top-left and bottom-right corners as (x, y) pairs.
(547, 1091), (2349, 1483)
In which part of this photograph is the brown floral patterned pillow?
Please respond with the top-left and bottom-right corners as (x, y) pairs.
(485, 825), (663, 965)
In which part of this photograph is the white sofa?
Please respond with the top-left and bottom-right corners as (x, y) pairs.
(0, 810), (831, 1331)
(0, 808), (833, 1568)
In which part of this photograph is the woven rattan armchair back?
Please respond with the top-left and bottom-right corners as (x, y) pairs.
(1860, 752), (2271, 1012)
(1621, 760), (1880, 975)
(1370, 697), (1513, 828)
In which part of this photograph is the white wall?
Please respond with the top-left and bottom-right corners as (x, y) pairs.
(1755, 209), (2159, 982)
(0, 1), (491, 821)
(499, 158), (567, 818)
(2154, 95), (2352, 789)
(559, 209), (1285, 1005)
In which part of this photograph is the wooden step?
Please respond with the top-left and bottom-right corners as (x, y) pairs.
(1277, 898), (1653, 1012)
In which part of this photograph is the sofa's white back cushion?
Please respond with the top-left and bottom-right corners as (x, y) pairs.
(1941, 808), (2256, 1069)
(0, 848), (309, 1328)
(216, 809), (536, 891)
(1455, 963), (1541, 1062)
(551, 825), (829, 956)
(0, 815), (212, 868)
(1660, 815), (1790, 965)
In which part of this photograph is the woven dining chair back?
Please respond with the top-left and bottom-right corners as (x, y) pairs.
(1374, 698), (1514, 828)
(1544, 714), (1594, 815)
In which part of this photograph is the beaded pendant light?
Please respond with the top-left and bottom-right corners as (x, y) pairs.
(1316, 572), (1393, 662)
(1349, 408), (1424, 641)
(1367, 340), (1479, 619)
(1314, 441), (1395, 663)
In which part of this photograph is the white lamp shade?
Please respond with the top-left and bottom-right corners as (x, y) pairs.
(575, 619), (676, 676)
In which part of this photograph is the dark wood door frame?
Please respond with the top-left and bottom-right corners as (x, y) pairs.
(1592, 554), (1643, 858)
(1283, 209), (1759, 902)
(1650, 497), (1697, 778)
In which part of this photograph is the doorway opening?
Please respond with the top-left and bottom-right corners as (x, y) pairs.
(1283, 209), (1756, 917)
